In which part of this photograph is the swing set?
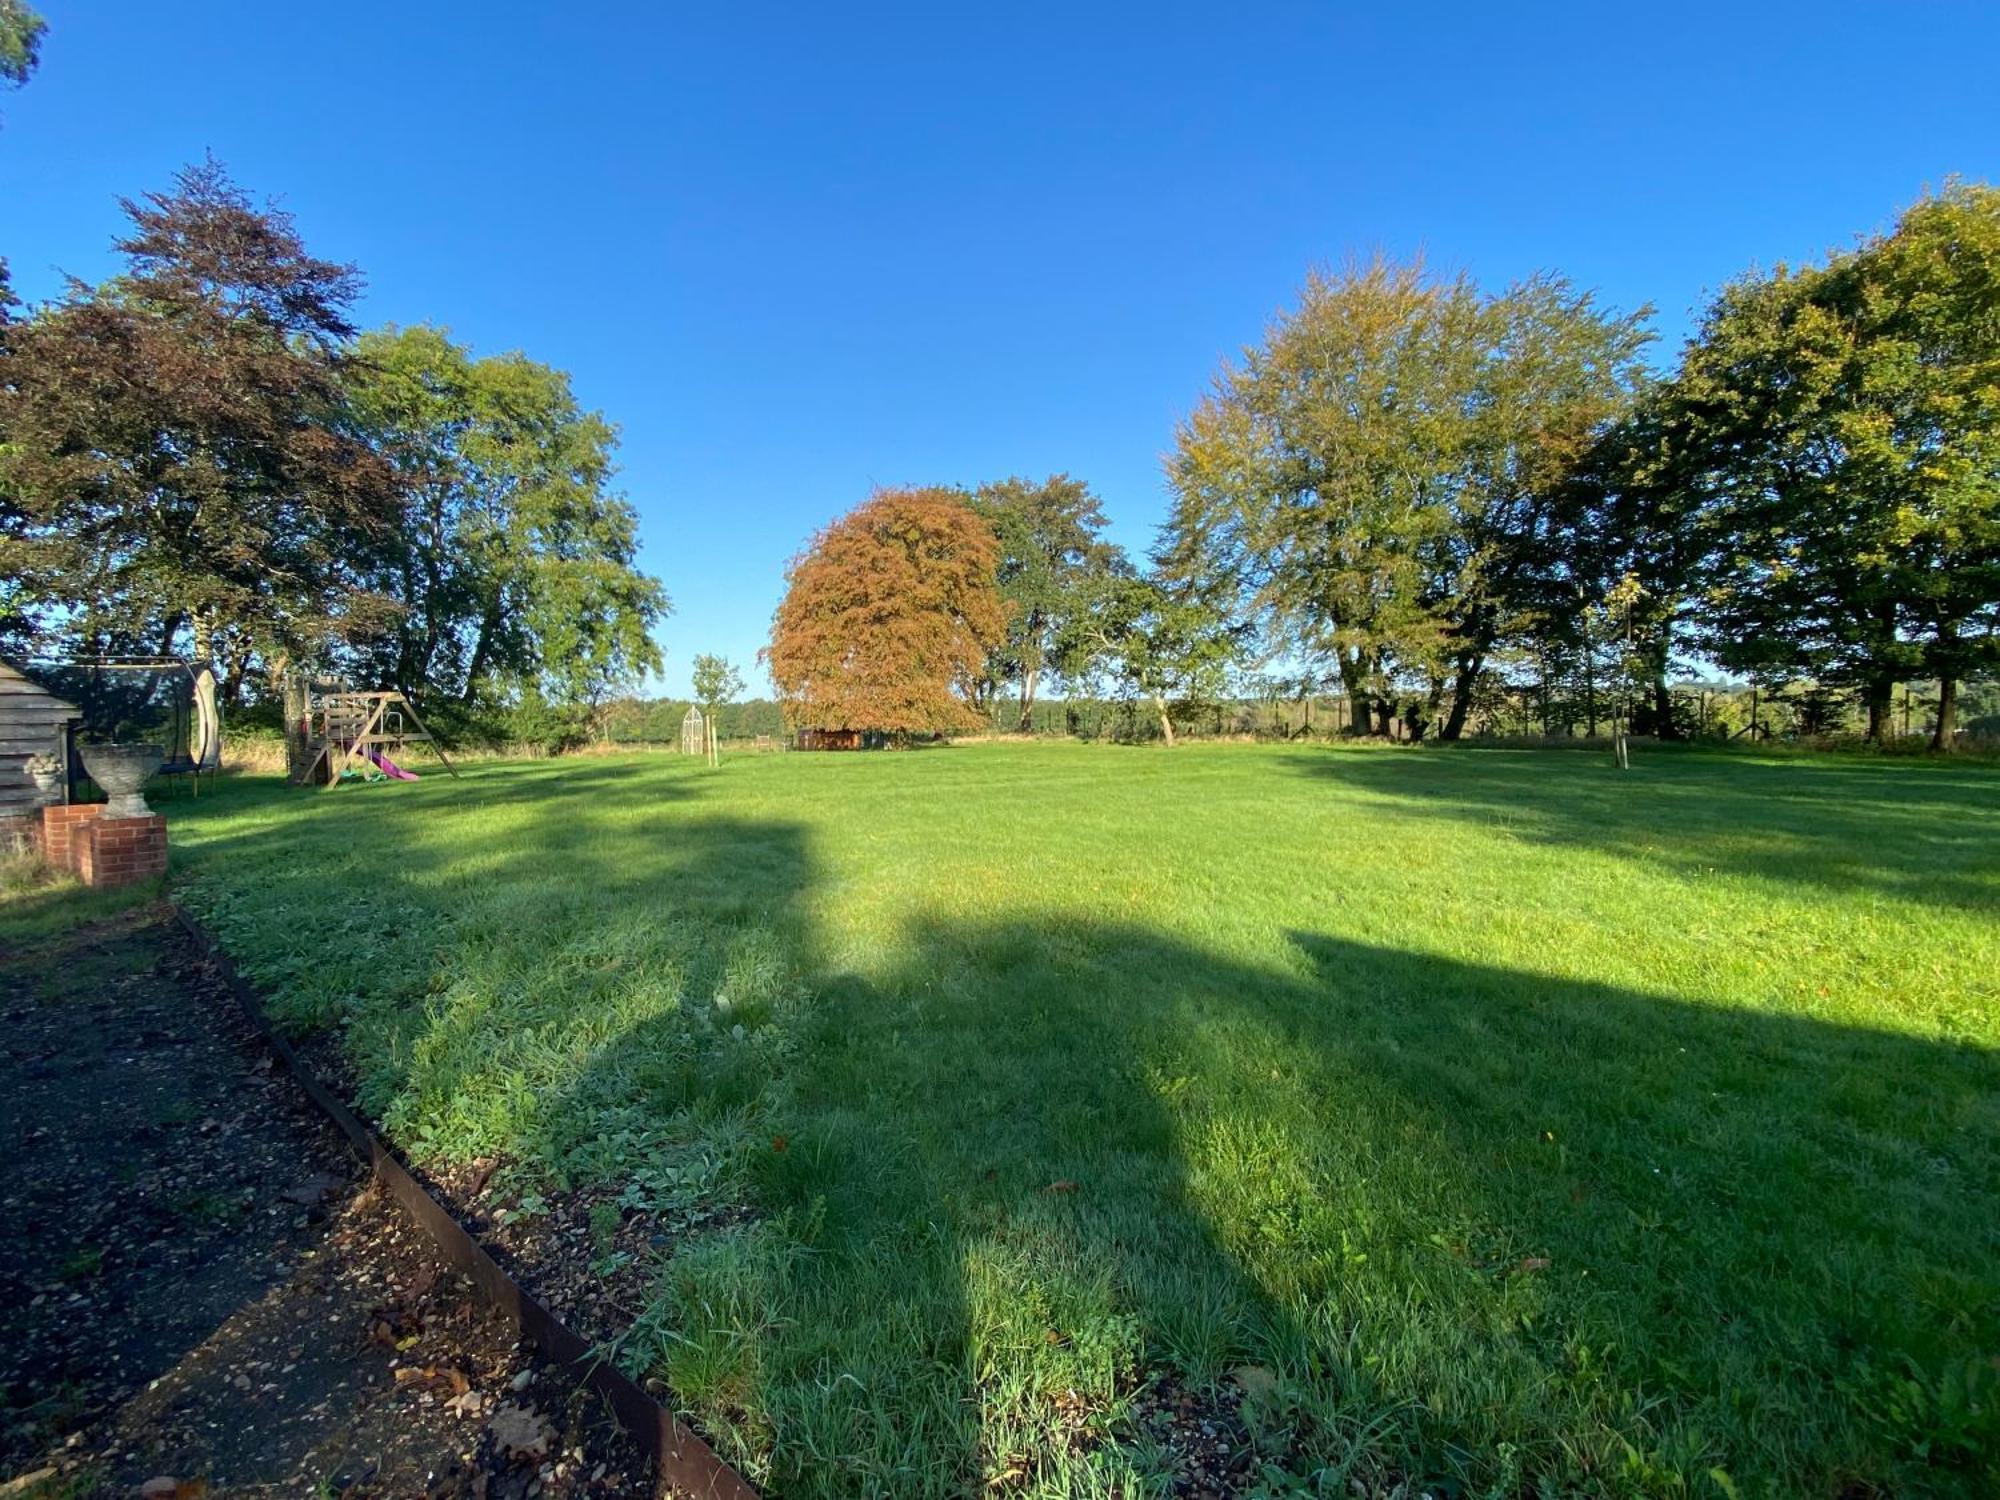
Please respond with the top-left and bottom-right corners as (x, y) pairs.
(293, 687), (459, 788)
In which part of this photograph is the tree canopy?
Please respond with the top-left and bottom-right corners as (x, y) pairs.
(691, 653), (745, 715)
(5, 152), (1992, 753)
(1059, 570), (1239, 746)
(1163, 257), (1651, 740)
(765, 487), (1007, 735)
(343, 323), (667, 724)
(970, 473), (1126, 730)
(0, 0), (44, 91)
(1659, 182), (2000, 748)
(0, 160), (403, 695)
(0, 162), (667, 747)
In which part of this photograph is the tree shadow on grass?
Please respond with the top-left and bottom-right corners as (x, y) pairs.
(173, 772), (2000, 1498)
(684, 909), (1998, 1498)
(1287, 748), (2000, 914)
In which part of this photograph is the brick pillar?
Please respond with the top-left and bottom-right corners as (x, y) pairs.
(39, 804), (103, 873)
(77, 813), (167, 889)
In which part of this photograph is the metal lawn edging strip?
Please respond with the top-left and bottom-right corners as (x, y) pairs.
(173, 903), (760, 1500)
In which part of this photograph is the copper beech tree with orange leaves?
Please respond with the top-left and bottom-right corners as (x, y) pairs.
(765, 487), (1009, 736)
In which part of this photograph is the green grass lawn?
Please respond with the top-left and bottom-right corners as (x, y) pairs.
(156, 743), (1998, 1498)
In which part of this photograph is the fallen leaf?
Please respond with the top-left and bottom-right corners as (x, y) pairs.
(1514, 1255), (1551, 1275)
(771, 1134), (788, 1152)
(489, 1402), (553, 1459)
(281, 1173), (344, 1206)
(1231, 1363), (1279, 1401)
(1043, 1180), (1078, 1195)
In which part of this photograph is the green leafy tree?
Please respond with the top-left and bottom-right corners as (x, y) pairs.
(1460, 389), (1702, 743)
(1439, 278), (1654, 739)
(1667, 183), (2000, 748)
(0, 0), (45, 91)
(0, 160), (402, 696)
(970, 473), (1126, 730)
(1165, 258), (1483, 735)
(691, 654), (745, 713)
(343, 323), (668, 722)
(691, 653), (745, 735)
(1164, 257), (1645, 740)
(1061, 571), (1240, 745)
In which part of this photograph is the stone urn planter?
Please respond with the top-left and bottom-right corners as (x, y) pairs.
(23, 752), (63, 807)
(78, 742), (163, 819)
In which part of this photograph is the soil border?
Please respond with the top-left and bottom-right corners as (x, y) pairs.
(172, 902), (761, 1500)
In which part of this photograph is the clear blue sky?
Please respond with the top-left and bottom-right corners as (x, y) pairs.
(4, 3), (1995, 696)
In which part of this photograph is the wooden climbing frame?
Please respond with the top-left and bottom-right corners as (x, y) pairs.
(293, 689), (460, 788)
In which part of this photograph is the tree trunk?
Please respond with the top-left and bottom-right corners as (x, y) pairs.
(1440, 650), (1483, 741)
(1337, 650), (1385, 737)
(1409, 676), (1446, 743)
(157, 611), (186, 661)
(1931, 676), (1958, 753)
(221, 648), (254, 709)
(461, 599), (504, 705)
(395, 553), (421, 689)
(1153, 695), (1175, 746)
(1016, 664), (1038, 733)
(282, 672), (310, 783)
(417, 494), (449, 688)
(1862, 670), (1895, 742)
(1652, 678), (1676, 739)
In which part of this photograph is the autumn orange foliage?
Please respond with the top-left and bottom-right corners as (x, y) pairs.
(765, 487), (1008, 735)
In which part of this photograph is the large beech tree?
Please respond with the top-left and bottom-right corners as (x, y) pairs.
(765, 487), (1007, 735)
(343, 323), (668, 714)
(1164, 257), (1648, 740)
(0, 160), (403, 694)
(1165, 259), (1484, 736)
(1666, 183), (2000, 749)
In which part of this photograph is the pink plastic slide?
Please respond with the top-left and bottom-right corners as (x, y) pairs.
(364, 747), (420, 781)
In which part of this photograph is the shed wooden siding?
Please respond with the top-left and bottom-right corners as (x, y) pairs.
(0, 661), (79, 812)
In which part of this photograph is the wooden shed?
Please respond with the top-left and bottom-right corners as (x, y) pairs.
(795, 728), (868, 751)
(0, 659), (79, 812)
